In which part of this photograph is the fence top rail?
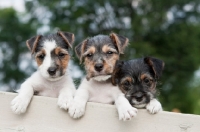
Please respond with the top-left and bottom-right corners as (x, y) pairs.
(0, 91), (199, 132)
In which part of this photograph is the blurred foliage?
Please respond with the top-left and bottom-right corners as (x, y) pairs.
(0, 8), (36, 91)
(0, 0), (200, 114)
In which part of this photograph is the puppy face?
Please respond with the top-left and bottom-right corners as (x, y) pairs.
(75, 33), (128, 80)
(26, 31), (74, 81)
(112, 57), (164, 108)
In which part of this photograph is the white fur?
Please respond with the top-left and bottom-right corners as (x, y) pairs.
(11, 71), (75, 114)
(93, 75), (111, 81)
(38, 40), (59, 81)
(146, 98), (162, 114)
(68, 76), (138, 121)
(134, 104), (147, 108)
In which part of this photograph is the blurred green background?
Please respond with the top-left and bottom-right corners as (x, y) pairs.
(0, 0), (200, 114)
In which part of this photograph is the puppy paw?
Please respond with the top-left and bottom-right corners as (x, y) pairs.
(11, 96), (30, 114)
(118, 105), (138, 121)
(68, 100), (86, 119)
(57, 95), (73, 110)
(146, 99), (162, 114)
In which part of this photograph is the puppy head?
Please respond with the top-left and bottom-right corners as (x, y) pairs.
(112, 57), (164, 108)
(26, 31), (74, 81)
(75, 33), (128, 80)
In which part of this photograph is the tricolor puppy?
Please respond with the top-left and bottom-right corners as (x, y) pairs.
(11, 31), (76, 114)
(68, 33), (138, 121)
(112, 57), (164, 114)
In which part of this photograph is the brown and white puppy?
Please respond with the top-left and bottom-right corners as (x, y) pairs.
(112, 57), (164, 114)
(11, 31), (76, 114)
(68, 33), (138, 121)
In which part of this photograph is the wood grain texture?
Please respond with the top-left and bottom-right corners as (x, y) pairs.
(0, 91), (199, 132)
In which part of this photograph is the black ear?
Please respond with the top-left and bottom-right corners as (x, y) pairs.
(111, 60), (124, 86)
(109, 33), (129, 54)
(75, 39), (88, 63)
(57, 31), (75, 48)
(144, 57), (165, 79)
(26, 35), (43, 54)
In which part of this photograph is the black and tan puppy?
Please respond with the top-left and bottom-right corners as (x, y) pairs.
(68, 33), (138, 121)
(112, 57), (164, 114)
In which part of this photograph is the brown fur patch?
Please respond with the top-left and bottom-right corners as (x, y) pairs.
(124, 76), (132, 83)
(140, 73), (152, 80)
(83, 46), (96, 57)
(54, 47), (68, 55)
(84, 57), (95, 80)
(54, 47), (70, 72)
(119, 76), (132, 93)
(140, 73), (156, 91)
(35, 49), (46, 66)
(102, 45), (117, 53)
(103, 54), (119, 74)
(102, 45), (109, 53)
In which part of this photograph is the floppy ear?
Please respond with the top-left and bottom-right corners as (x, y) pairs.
(57, 31), (75, 49)
(26, 35), (43, 54)
(111, 60), (124, 86)
(109, 33), (129, 54)
(144, 57), (165, 79)
(75, 39), (88, 63)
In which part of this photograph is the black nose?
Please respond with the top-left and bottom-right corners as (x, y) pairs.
(47, 67), (57, 75)
(94, 63), (103, 72)
(134, 92), (144, 102)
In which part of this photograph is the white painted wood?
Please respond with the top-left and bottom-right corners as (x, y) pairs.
(0, 91), (199, 132)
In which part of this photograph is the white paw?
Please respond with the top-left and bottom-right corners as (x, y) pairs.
(11, 96), (30, 114)
(146, 99), (162, 114)
(118, 105), (138, 121)
(57, 95), (73, 110)
(68, 100), (86, 119)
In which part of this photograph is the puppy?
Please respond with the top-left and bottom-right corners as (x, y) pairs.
(11, 31), (76, 114)
(112, 57), (164, 114)
(68, 33), (138, 121)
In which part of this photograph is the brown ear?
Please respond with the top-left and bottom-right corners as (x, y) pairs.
(57, 31), (75, 48)
(26, 35), (43, 54)
(110, 33), (129, 54)
(111, 60), (124, 86)
(75, 39), (88, 63)
(144, 57), (165, 79)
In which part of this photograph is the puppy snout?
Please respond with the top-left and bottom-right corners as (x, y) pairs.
(47, 67), (57, 75)
(134, 92), (144, 102)
(94, 63), (103, 72)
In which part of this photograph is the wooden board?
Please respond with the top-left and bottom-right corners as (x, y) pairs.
(0, 91), (199, 132)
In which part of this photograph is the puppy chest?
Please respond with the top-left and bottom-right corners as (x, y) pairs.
(33, 83), (62, 98)
(88, 85), (115, 104)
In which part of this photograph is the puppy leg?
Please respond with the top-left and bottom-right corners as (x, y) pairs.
(11, 81), (34, 114)
(68, 88), (89, 119)
(57, 77), (76, 110)
(115, 94), (138, 121)
(146, 98), (162, 114)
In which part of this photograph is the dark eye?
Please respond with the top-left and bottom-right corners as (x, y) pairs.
(86, 53), (93, 57)
(58, 53), (65, 57)
(107, 51), (113, 55)
(144, 78), (150, 84)
(124, 81), (130, 86)
(38, 54), (45, 60)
